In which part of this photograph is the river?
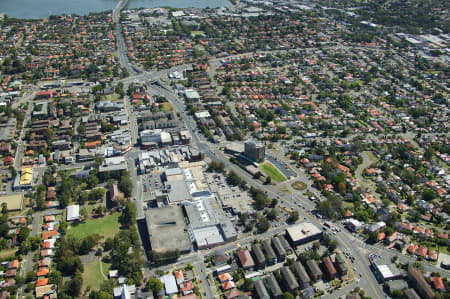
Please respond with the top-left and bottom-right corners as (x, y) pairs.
(0, 0), (231, 19)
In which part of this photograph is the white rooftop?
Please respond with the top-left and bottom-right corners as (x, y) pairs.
(286, 222), (322, 242)
(66, 205), (80, 222)
(160, 274), (178, 294)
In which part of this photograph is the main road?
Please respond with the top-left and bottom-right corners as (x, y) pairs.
(113, 0), (141, 76)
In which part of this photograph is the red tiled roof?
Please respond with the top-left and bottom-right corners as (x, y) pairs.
(181, 281), (194, 293)
(407, 244), (418, 254)
(416, 246), (428, 257)
(431, 276), (445, 290)
(9, 260), (18, 269)
(37, 268), (49, 277)
(36, 278), (48, 287)
(224, 289), (241, 299)
(218, 273), (232, 283)
(42, 230), (58, 240)
(221, 281), (235, 291)
(236, 250), (255, 269)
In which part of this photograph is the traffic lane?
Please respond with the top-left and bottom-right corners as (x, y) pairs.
(334, 231), (383, 299)
(194, 261), (214, 299)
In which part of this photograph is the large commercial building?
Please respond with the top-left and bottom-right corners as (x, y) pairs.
(145, 206), (192, 254)
(183, 193), (237, 249)
(285, 222), (323, 246)
(244, 141), (265, 163)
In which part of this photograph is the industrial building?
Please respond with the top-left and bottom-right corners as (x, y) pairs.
(285, 222), (323, 246)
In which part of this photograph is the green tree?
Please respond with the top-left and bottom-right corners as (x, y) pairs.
(258, 217), (270, 233)
(17, 227), (30, 243)
(8, 166), (16, 178)
(63, 271), (83, 297)
(239, 212), (248, 225)
(424, 147), (433, 161)
(242, 278), (254, 291)
(1, 203), (7, 214)
(146, 277), (163, 293)
(422, 188), (437, 201)
(367, 231), (379, 244)
(282, 292), (295, 299)
(267, 208), (278, 221)
(119, 173), (133, 198)
(228, 171), (242, 186)
(119, 202), (136, 228)
(288, 211), (299, 223)
(89, 291), (114, 299)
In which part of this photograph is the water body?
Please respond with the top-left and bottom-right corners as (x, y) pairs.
(0, 0), (230, 19)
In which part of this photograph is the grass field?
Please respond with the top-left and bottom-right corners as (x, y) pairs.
(160, 102), (174, 112)
(104, 93), (120, 101)
(82, 259), (111, 291)
(259, 162), (286, 182)
(68, 213), (120, 239)
(191, 30), (205, 37)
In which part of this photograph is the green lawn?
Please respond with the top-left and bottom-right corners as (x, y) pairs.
(83, 259), (111, 291)
(160, 102), (174, 112)
(439, 245), (450, 255)
(0, 248), (17, 259)
(68, 213), (120, 239)
(291, 181), (307, 191)
(104, 93), (120, 101)
(191, 30), (205, 37)
(259, 162), (286, 182)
